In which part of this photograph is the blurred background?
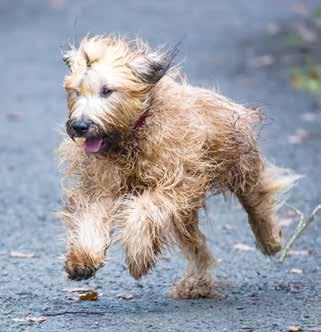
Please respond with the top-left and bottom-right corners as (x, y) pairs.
(1, 1), (321, 331)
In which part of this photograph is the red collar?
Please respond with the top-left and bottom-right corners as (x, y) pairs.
(133, 110), (150, 130)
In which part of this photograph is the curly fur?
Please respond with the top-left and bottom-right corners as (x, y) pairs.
(57, 35), (298, 297)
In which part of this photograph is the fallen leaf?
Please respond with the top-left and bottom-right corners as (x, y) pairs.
(291, 2), (308, 16)
(302, 112), (320, 122)
(27, 316), (47, 324)
(290, 268), (303, 274)
(266, 22), (280, 35)
(240, 328), (254, 332)
(296, 23), (317, 43)
(49, 0), (65, 9)
(9, 251), (34, 259)
(288, 249), (312, 257)
(277, 282), (303, 292)
(223, 224), (234, 231)
(288, 326), (303, 332)
(253, 55), (275, 68)
(233, 243), (255, 252)
(117, 292), (135, 300)
(64, 287), (96, 293)
(12, 318), (26, 323)
(79, 291), (99, 301)
(288, 129), (309, 144)
(12, 316), (47, 324)
(279, 218), (293, 228)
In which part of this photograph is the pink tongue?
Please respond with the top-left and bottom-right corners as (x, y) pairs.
(84, 137), (103, 153)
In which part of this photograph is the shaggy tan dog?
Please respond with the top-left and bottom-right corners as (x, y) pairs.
(57, 35), (296, 299)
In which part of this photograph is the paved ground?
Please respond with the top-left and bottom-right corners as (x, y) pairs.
(1, 1), (321, 331)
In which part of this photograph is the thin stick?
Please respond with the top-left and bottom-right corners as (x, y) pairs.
(279, 204), (321, 263)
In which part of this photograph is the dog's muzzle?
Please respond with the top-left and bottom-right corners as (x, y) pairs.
(66, 118), (120, 154)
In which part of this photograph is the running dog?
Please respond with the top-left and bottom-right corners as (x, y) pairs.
(57, 35), (296, 298)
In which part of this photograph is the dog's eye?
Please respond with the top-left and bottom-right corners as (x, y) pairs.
(100, 85), (112, 98)
(69, 89), (80, 97)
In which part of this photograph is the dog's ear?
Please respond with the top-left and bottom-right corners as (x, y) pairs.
(131, 44), (179, 84)
(62, 46), (77, 70)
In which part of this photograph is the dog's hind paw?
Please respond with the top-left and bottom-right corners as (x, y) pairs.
(169, 274), (224, 299)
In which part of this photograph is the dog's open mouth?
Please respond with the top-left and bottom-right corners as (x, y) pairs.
(83, 133), (120, 154)
(84, 137), (104, 153)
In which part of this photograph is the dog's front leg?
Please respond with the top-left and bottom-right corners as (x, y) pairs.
(62, 200), (113, 281)
(115, 190), (175, 280)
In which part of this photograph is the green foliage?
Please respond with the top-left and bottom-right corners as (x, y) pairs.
(313, 6), (321, 18)
(291, 65), (321, 95)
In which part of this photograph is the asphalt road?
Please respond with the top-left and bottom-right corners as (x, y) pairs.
(1, 1), (321, 331)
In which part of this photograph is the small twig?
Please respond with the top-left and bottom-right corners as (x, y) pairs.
(279, 204), (321, 263)
(44, 310), (106, 317)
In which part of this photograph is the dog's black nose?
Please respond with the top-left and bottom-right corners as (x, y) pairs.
(72, 119), (91, 136)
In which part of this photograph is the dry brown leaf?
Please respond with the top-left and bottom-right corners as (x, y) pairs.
(288, 249), (312, 257)
(64, 287), (96, 293)
(9, 251), (34, 259)
(79, 291), (99, 301)
(290, 268), (303, 274)
(288, 129), (309, 144)
(279, 218), (293, 228)
(288, 326), (303, 332)
(117, 292), (135, 300)
(233, 243), (255, 252)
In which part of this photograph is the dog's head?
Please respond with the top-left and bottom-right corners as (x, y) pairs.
(63, 35), (178, 153)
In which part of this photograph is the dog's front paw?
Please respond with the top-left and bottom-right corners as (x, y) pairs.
(64, 251), (103, 281)
(65, 262), (97, 281)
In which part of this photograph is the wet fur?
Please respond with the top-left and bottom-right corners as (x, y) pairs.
(57, 35), (297, 298)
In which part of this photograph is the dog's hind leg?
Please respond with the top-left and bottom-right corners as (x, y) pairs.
(62, 200), (112, 281)
(170, 210), (220, 299)
(237, 166), (296, 256)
